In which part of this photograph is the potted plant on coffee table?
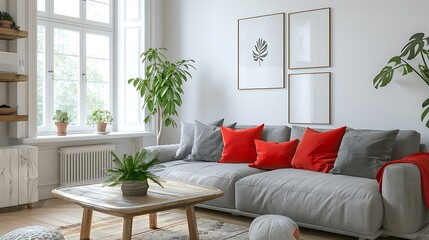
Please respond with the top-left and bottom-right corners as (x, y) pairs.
(53, 110), (69, 136)
(105, 149), (164, 196)
(87, 109), (113, 134)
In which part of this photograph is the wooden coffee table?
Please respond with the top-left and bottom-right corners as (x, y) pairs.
(52, 180), (224, 240)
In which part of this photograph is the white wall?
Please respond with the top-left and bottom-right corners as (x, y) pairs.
(159, 0), (429, 147)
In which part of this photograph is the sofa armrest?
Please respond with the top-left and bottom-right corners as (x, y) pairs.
(382, 163), (428, 234)
(145, 144), (180, 163)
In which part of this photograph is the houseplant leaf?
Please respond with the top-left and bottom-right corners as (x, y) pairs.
(373, 66), (394, 89)
(401, 33), (425, 60)
(421, 98), (429, 127)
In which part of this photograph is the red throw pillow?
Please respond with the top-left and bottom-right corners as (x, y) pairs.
(291, 126), (346, 173)
(250, 139), (299, 170)
(218, 124), (264, 163)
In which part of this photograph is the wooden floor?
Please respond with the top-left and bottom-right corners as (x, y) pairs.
(0, 199), (404, 240)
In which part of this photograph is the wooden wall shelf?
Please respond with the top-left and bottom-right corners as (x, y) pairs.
(0, 28), (28, 40)
(0, 73), (28, 82)
(0, 115), (28, 122)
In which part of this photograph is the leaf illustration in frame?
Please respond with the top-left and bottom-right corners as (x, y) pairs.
(252, 38), (268, 66)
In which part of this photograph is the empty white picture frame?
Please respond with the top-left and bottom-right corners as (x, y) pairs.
(288, 8), (331, 69)
(238, 13), (285, 90)
(288, 72), (331, 124)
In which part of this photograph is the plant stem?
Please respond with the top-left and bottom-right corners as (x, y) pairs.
(422, 52), (428, 68)
(157, 107), (163, 145)
(401, 59), (429, 85)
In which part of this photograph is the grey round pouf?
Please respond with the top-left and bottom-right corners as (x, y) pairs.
(249, 215), (300, 240)
(0, 226), (65, 240)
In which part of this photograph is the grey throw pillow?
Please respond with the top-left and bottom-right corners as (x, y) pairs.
(331, 128), (399, 179)
(175, 119), (224, 159)
(186, 121), (237, 162)
(290, 125), (331, 140)
(236, 125), (291, 142)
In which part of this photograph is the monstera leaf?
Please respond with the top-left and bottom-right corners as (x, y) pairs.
(373, 66), (394, 89)
(252, 38), (268, 66)
(374, 32), (429, 129)
(401, 33), (428, 60)
(421, 98), (429, 128)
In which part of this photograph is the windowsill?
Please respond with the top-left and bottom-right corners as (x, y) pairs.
(22, 131), (156, 144)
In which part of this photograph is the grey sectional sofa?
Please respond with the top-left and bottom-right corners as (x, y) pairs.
(146, 125), (428, 240)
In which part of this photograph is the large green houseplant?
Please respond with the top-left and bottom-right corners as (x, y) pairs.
(373, 32), (429, 126)
(128, 48), (196, 144)
(105, 149), (164, 196)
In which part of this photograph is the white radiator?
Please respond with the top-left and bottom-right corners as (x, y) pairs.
(59, 144), (116, 187)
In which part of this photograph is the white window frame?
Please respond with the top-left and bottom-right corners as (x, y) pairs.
(34, 0), (149, 137)
(37, 0), (114, 135)
(37, 0), (113, 28)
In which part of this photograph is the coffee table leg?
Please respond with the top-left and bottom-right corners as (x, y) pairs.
(185, 205), (199, 240)
(122, 217), (133, 240)
(80, 208), (93, 240)
(149, 213), (157, 229)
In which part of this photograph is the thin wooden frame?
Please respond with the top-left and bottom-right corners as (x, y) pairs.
(288, 72), (331, 124)
(238, 13), (285, 90)
(288, 8), (331, 70)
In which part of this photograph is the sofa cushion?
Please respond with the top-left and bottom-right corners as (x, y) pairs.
(175, 119), (224, 159)
(249, 139), (298, 170)
(235, 169), (383, 236)
(159, 160), (264, 209)
(391, 130), (421, 160)
(331, 128), (399, 178)
(291, 126), (421, 160)
(291, 126), (346, 173)
(219, 124), (264, 163)
(186, 121), (237, 162)
(236, 125), (291, 142)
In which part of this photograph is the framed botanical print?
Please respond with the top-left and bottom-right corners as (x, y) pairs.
(238, 13), (285, 90)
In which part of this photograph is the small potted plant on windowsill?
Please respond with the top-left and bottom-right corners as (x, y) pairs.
(53, 110), (69, 136)
(87, 109), (113, 134)
(105, 149), (164, 196)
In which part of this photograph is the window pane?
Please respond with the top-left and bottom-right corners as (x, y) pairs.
(53, 28), (80, 125)
(86, 34), (109, 59)
(87, 59), (109, 82)
(87, 82), (110, 115)
(37, 0), (46, 12)
(54, 0), (80, 19)
(86, 33), (110, 116)
(37, 25), (46, 127)
(86, 0), (110, 24)
(54, 28), (79, 56)
(54, 80), (79, 125)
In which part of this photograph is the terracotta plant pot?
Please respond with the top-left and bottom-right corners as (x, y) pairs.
(97, 123), (107, 133)
(121, 180), (149, 196)
(55, 122), (68, 136)
(0, 20), (13, 29)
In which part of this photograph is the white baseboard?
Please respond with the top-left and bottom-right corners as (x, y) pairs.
(38, 184), (59, 200)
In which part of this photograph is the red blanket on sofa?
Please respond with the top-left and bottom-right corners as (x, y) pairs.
(376, 152), (429, 208)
